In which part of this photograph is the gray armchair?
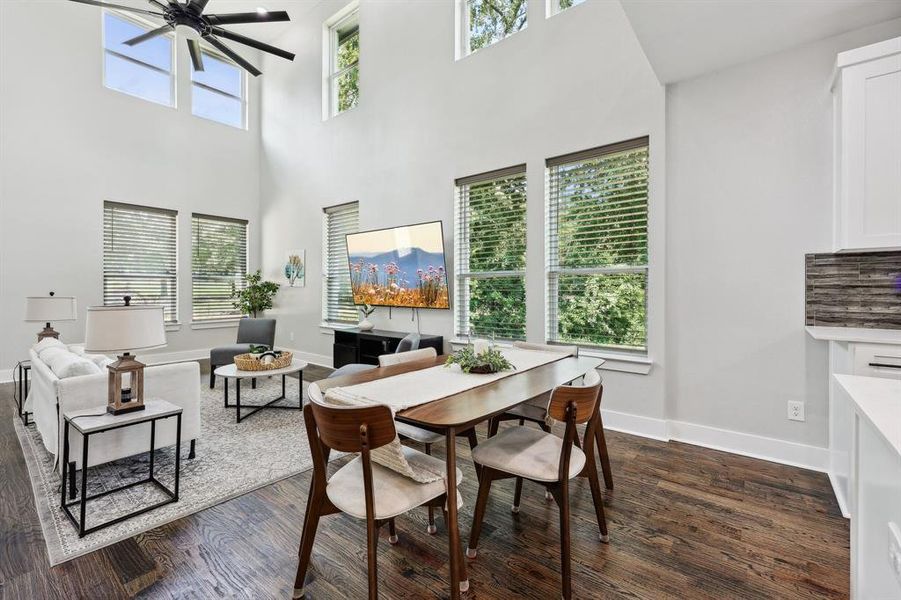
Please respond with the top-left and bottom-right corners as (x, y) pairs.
(209, 318), (276, 388)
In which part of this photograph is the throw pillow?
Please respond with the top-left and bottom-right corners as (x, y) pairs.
(34, 337), (66, 356)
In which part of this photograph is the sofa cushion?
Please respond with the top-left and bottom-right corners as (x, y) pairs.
(69, 344), (114, 370)
(34, 337), (66, 356)
(42, 347), (102, 379)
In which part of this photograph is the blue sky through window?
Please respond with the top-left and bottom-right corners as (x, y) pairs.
(103, 12), (172, 106)
(192, 52), (244, 129)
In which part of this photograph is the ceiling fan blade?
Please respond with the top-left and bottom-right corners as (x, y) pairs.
(206, 11), (290, 25)
(204, 36), (261, 77)
(68, 0), (163, 18)
(146, 0), (169, 10)
(187, 0), (210, 13)
(210, 27), (294, 61)
(187, 38), (204, 71)
(123, 24), (172, 46)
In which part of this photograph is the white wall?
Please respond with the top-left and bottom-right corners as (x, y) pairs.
(665, 18), (901, 449)
(259, 0), (667, 420)
(0, 0), (261, 374)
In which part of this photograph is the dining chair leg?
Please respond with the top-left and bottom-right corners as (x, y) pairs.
(366, 513), (379, 600)
(556, 482), (573, 600)
(586, 461), (610, 542)
(293, 491), (325, 599)
(388, 518), (399, 545)
(595, 421), (614, 490)
(466, 468), (494, 558)
(425, 443), (437, 534)
(512, 477), (523, 513)
(465, 428), (481, 480)
(488, 417), (499, 438)
(539, 421), (551, 433)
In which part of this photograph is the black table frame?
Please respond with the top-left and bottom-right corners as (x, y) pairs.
(14, 361), (32, 426)
(61, 411), (181, 538)
(223, 371), (304, 423)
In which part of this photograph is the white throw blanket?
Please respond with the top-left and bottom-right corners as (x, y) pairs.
(324, 348), (569, 482)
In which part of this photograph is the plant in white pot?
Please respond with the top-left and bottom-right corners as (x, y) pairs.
(358, 304), (375, 331)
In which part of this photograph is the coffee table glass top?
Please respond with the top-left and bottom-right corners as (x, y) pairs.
(214, 359), (307, 379)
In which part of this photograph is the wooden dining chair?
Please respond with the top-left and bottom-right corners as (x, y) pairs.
(375, 346), (481, 534)
(293, 383), (462, 599)
(487, 341), (614, 492)
(466, 369), (609, 600)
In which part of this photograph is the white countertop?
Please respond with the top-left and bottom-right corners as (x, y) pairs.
(834, 374), (901, 458)
(806, 326), (901, 345)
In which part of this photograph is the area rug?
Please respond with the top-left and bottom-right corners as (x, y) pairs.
(14, 375), (313, 566)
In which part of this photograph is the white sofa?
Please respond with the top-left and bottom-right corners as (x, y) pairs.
(25, 342), (201, 474)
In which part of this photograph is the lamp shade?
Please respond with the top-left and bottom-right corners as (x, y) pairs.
(24, 296), (77, 322)
(84, 305), (167, 353)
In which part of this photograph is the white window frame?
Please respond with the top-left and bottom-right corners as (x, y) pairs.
(454, 165), (528, 341)
(545, 137), (650, 354)
(323, 2), (360, 120)
(191, 213), (249, 322)
(322, 202), (360, 325)
(190, 46), (248, 130)
(456, 0), (528, 60)
(102, 10), (176, 107)
(546, 0), (585, 18)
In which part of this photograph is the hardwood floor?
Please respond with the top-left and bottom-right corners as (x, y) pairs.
(0, 366), (849, 599)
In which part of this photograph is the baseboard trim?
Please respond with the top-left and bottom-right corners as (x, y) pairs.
(281, 348), (333, 369)
(0, 369), (12, 385)
(142, 349), (209, 366)
(827, 470), (851, 519)
(667, 420), (829, 474)
(601, 408), (669, 441)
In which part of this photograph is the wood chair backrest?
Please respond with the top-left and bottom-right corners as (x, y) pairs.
(378, 346), (437, 367)
(513, 341), (579, 357)
(547, 368), (601, 424)
(308, 391), (397, 453)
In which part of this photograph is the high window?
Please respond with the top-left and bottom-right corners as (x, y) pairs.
(458, 0), (528, 58)
(325, 4), (360, 118)
(191, 214), (248, 321)
(546, 138), (650, 353)
(454, 166), (527, 340)
(103, 202), (178, 323)
(191, 49), (246, 129)
(103, 11), (174, 107)
(547, 0), (586, 17)
(323, 202), (360, 324)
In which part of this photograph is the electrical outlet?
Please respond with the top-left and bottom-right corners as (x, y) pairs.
(289, 331), (295, 342)
(890, 522), (901, 587)
(787, 401), (805, 422)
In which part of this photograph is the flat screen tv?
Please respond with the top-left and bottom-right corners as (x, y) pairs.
(346, 221), (450, 309)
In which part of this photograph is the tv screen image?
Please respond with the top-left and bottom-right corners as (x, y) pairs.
(346, 221), (450, 309)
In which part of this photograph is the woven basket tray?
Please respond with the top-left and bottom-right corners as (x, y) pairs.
(233, 351), (293, 372)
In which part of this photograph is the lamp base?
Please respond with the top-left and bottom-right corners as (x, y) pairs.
(107, 403), (146, 415)
(37, 323), (60, 342)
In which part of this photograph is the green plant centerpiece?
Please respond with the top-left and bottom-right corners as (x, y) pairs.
(232, 270), (280, 318)
(445, 344), (514, 374)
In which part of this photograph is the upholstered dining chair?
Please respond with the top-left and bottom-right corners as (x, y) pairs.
(466, 369), (609, 600)
(376, 346), (448, 534)
(209, 318), (276, 388)
(488, 341), (614, 491)
(293, 383), (462, 600)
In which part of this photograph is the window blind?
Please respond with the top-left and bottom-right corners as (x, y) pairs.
(546, 137), (649, 352)
(103, 201), (178, 322)
(455, 165), (527, 340)
(191, 214), (248, 321)
(323, 202), (359, 324)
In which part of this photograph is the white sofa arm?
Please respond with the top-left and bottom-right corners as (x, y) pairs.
(57, 361), (201, 472)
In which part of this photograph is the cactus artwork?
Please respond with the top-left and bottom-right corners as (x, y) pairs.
(284, 250), (305, 287)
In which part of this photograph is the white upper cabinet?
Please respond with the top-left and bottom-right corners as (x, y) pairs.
(833, 37), (901, 252)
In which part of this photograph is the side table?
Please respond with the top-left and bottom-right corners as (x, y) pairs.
(61, 399), (182, 537)
(14, 360), (32, 426)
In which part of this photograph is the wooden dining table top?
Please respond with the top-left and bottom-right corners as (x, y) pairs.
(314, 354), (604, 430)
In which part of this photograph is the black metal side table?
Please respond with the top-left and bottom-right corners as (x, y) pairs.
(14, 360), (32, 426)
(61, 399), (182, 537)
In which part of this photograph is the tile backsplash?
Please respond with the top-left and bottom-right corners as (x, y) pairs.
(805, 251), (901, 329)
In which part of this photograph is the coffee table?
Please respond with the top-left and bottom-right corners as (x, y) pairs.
(214, 360), (307, 423)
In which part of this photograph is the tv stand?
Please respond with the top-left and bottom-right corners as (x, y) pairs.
(333, 329), (444, 368)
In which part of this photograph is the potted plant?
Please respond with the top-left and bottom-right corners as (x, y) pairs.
(445, 343), (514, 374)
(358, 303), (375, 331)
(231, 270), (280, 318)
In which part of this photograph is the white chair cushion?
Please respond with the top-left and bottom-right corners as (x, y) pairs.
(471, 426), (585, 483)
(33, 337), (66, 356)
(327, 445), (462, 520)
(395, 421), (444, 444)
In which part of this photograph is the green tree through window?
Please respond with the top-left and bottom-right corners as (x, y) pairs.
(467, 0), (527, 53)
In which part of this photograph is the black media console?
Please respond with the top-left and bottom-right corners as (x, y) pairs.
(333, 329), (444, 368)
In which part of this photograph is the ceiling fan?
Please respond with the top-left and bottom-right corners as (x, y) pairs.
(69, 0), (294, 76)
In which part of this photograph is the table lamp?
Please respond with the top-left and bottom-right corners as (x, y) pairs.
(24, 292), (77, 342)
(84, 296), (166, 415)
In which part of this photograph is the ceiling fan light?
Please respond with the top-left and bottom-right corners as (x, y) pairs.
(256, 7), (268, 15)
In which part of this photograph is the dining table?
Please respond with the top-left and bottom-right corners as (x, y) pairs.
(315, 352), (604, 599)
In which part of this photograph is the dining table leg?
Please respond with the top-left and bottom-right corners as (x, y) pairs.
(444, 426), (468, 598)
